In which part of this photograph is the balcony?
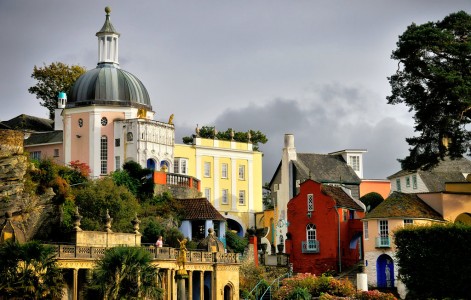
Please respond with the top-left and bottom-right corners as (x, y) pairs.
(153, 171), (200, 191)
(375, 236), (391, 248)
(302, 240), (320, 253)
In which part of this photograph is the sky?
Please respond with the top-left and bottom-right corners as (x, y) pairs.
(1, 1), (471, 182)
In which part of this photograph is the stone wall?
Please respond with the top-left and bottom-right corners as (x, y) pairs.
(154, 184), (201, 199)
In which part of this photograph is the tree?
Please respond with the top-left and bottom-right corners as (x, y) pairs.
(0, 240), (64, 299)
(359, 192), (383, 212)
(387, 11), (471, 170)
(87, 247), (163, 300)
(395, 223), (471, 298)
(73, 177), (141, 232)
(182, 126), (268, 151)
(28, 62), (86, 119)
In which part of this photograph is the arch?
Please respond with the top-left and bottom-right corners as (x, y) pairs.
(306, 223), (316, 241)
(160, 160), (170, 172)
(223, 282), (234, 300)
(376, 254), (394, 288)
(455, 212), (471, 224)
(147, 158), (156, 171)
(225, 216), (244, 237)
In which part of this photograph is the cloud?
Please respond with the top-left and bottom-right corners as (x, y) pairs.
(176, 82), (415, 182)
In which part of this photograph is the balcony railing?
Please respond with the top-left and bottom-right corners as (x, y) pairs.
(153, 172), (200, 191)
(301, 240), (320, 253)
(375, 236), (391, 248)
(49, 245), (238, 263)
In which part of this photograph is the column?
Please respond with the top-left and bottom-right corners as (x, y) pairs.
(73, 268), (78, 300)
(166, 269), (172, 300)
(200, 271), (204, 300)
(188, 270), (193, 300)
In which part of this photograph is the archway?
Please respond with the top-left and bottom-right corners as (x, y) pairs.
(455, 212), (471, 224)
(376, 254), (394, 288)
(223, 283), (233, 300)
(146, 158), (156, 171)
(226, 219), (244, 237)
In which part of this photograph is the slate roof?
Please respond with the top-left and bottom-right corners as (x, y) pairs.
(177, 198), (226, 221)
(0, 122), (11, 129)
(363, 191), (444, 221)
(388, 157), (471, 192)
(321, 184), (364, 211)
(3, 114), (53, 132)
(295, 153), (361, 184)
(24, 131), (63, 146)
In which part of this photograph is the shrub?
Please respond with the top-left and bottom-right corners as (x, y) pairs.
(355, 290), (397, 300)
(287, 287), (312, 300)
(225, 230), (248, 253)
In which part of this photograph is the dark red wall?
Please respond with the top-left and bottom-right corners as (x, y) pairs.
(287, 179), (364, 275)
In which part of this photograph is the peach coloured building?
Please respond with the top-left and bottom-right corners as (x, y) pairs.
(360, 179), (391, 199)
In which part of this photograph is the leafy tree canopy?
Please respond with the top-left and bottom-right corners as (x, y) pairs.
(28, 62), (86, 120)
(387, 11), (471, 170)
(73, 177), (140, 232)
(182, 126), (268, 151)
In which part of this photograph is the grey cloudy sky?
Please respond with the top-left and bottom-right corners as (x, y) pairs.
(1, 1), (470, 182)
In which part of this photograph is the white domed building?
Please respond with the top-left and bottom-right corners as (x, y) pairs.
(59, 7), (174, 177)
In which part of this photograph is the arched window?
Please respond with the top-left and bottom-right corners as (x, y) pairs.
(100, 136), (108, 174)
(306, 224), (316, 241)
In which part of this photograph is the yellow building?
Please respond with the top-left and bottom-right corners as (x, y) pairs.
(174, 135), (263, 236)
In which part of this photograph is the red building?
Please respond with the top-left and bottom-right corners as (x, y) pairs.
(286, 179), (365, 275)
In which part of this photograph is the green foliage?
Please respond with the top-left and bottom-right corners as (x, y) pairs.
(274, 274), (355, 300)
(162, 227), (185, 248)
(141, 217), (165, 244)
(116, 160), (154, 201)
(387, 11), (471, 170)
(60, 198), (77, 232)
(360, 192), (384, 212)
(28, 62), (86, 119)
(354, 290), (397, 300)
(225, 230), (248, 253)
(87, 247), (163, 300)
(182, 126), (268, 151)
(287, 287), (311, 300)
(239, 260), (266, 297)
(0, 240), (65, 299)
(394, 222), (471, 299)
(73, 177), (141, 232)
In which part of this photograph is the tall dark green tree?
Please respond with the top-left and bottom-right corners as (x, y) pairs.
(0, 240), (65, 299)
(387, 11), (471, 170)
(28, 62), (86, 120)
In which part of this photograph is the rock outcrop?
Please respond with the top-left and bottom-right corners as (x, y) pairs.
(0, 130), (57, 241)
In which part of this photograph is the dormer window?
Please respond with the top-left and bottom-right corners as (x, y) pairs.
(349, 155), (360, 171)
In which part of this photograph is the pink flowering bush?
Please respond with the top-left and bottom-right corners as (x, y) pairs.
(355, 290), (397, 300)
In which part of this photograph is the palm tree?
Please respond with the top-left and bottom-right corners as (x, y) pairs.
(0, 240), (64, 299)
(88, 246), (163, 299)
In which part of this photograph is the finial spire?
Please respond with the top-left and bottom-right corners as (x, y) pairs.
(96, 6), (120, 66)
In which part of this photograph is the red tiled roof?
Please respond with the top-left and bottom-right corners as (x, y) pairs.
(177, 198), (226, 221)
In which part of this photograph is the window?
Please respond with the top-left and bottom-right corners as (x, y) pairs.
(364, 221), (369, 240)
(78, 118), (83, 127)
(115, 156), (121, 171)
(396, 178), (401, 191)
(127, 132), (133, 141)
(174, 158), (188, 174)
(204, 162), (211, 177)
(379, 220), (389, 237)
(343, 209), (348, 221)
(406, 176), (410, 187)
(239, 190), (246, 205)
(404, 219), (414, 226)
(222, 189), (228, 204)
(412, 175), (417, 189)
(30, 151), (41, 161)
(306, 224), (317, 241)
(101, 117), (108, 126)
(239, 165), (245, 180)
(100, 136), (108, 174)
(115, 138), (120, 147)
(307, 194), (314, 212)
(53, 149), (59, 157)
(204, 188), (211, 201)
(349, 155), (360, 171)
(221, 163), (228, 179)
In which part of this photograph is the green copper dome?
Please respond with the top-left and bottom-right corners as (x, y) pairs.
(68, 64), (152, 110)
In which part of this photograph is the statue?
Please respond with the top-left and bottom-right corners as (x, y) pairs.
(168, 114), (174, 125)
(177, 238), (188, 270)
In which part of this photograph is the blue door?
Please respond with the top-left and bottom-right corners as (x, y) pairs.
(147, 159), (156, 170)
(377, 254), (394, 288)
